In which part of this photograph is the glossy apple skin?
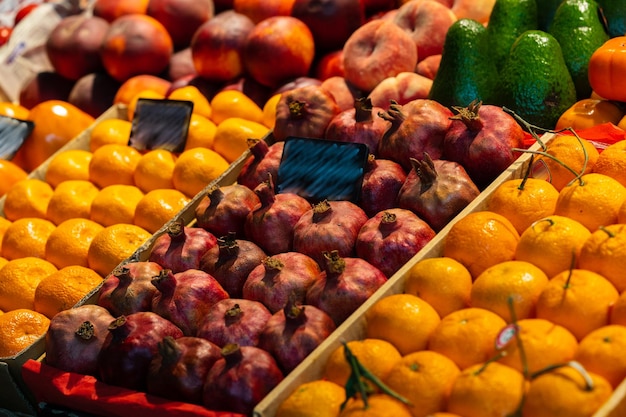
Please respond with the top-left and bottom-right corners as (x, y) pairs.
(68, 72), (121, 118)
(147, 0), (214, 50)
(314, 49), (345, 80)
(92, 0), (150, 23)
(19, 71), (76, 109)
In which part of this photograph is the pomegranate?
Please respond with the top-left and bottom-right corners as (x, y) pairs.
(97, 261), (163, 317)
(45, 304), (115, 376)
(198, 233), (267, 298)
(305, 250), (387, 325)
(324, 97), (390, 155)
(202, 344), (284, 415)
(148, 220), (218, 273)
(194, 184), (260, 239)
(146, 336), (221, 405)
(356, 208), (436, 277)
(360, 155), (407, 217)
(292, 199), (368, 267)
(377, 99), (453, 171)
(98, 312), (183, 391)
(151, 269), (229, 336)
(236, 139), (285, 191)
(397, 153), (480, 231)
(242, 252), (322, 313)
(259, 295), (336, 373)
(196, 298), (272, 348)
(273, 84), (341, 141)
(244, 174), (311, 255)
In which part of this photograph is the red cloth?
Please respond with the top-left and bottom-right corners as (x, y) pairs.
(522, 123), (626, 150)
(21, 359), (246, 417)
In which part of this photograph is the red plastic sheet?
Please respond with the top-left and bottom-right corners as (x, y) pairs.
(522, 122), (626, 150)
(21, 359), (246, 417)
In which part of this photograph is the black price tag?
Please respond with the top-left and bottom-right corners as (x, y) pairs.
(276, 137), (369, 204)
(129, 98), (193, 153)
(0, 115), (34, 160)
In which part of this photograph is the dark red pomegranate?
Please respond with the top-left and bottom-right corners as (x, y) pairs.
(360, 155), (407, 217)
(202, 344), (284, 415)
(45, 304), (115, 376)
(146, 336), (222, 405)
(258, 295), (336, 373)
(292, 199), (368, 267)
(194, 184), (260, 239)
(97, 261), (163, 317)
(443, 100), (525, 188)
(377, 99), (453, 171)
(198, 232), (267, 298)
(356, 208), (436, 277)
(244, 175), (311, 255)
(397, 153), (480, 231)
(98, 312), (183, 391)
(242, 252), (322, 313)
(236, 139), (285, 191)
(305, 250), (387, 325)
(148, 220), (218, 273)
(196, 298), (272, 348)
(151, 269), (229, 336)
(324, 97), (390, 155)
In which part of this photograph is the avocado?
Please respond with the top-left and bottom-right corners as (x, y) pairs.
(429, 18), (499, 109)
(596, 0), (626, 38)
(549, 0), (610, 99)
(496, 30), (577, 129)
(486, 0), (538, 72)
(535, 0), (563, 32)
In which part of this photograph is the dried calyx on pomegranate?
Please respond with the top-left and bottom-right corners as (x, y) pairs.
(259, 293), (336, 373)
(45, 304), (115, 376)
(245, 174), (311, 255)
(236, 139), (285, 191)
(242, 252), (322, 313)
(356, 208), (436, 278)
(397, 153), (480, 231)
(98, 312), (183, 391)
(146, 336), (221, 405)
(306, 250), (387, 326)
(202, 343), (284, 415)
(148, 219), (218, 273)
(196, 298), (272, 348)
(151, 268), (229, 336)
(360, 155), (407, 217)
(293, 199), (368, 268)
(97, 261), (162, 317)
(194, 184), (260, 238)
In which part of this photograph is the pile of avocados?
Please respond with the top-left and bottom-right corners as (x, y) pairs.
(429, 0), (626, 129)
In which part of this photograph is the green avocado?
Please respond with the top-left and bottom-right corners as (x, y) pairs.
(429, 18), (499, 108)
(596, 0), (626, 38)
(549, 0), (610, 99)
(496, 30), (577, 129)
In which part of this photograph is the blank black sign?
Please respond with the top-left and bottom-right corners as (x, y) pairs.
(129, 98), (193, 153)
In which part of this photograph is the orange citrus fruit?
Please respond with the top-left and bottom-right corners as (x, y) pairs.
(384, 350), (460, 417)
(44, 149), (93, 188)
(133, 189), (190, 234)
(619, 198), (626, 223)
(404, 256), (472, 318)
(338, 394), (412, 417)
(470, 260), (549, 322)
(427, 307), (507, 370)
(133, 149), (177, 192)
(535, 269), (619, 340)
(554, 173), (626, 232)
(172, 147), (230, 198)
(0, 257), (58, 311)
(486, 177), (559, 234)
(276, 379), (346, 417)
(212, 117), (270, 163)
(592, 139), (626, 187)
(0, 159), (28, 197)
(44, 218), (104, 269)
(167, 85), (213, 120)
(210, 90), (264, 125)
(34, 265), (103, 319)
(89, 184), (145, 227)
(184, 113), (217, 151)
(1, 217), (56, 260)
(89, 118), (132, 152)
(514, 215), (591, 279)
(0, 308), (50, 357)
(262, 93), (282, 129)
(88, 143), (142, 188)
(442, 211), (520, 279)
(364, 293), (441, 355)
(610, 290), (626, 326)
(2, 178), (54, 221)
(46, 180), (100, 225)
(87, 223), (152, 276)
(574, 324), (626, 389)
(578, 224), (626, 292)
(0, 101), (29, 119)
(0, 217), (11, 254)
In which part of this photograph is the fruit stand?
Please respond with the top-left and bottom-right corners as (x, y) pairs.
(2, 0), (626, 416)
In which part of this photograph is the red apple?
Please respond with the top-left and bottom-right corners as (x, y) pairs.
(367, 72), (433, 110)
(19, 71), (76, 109)
(314, 49), (345, 80)
(92, 0), (150, 22)
(233, 0), (296, 23)
(190, 10), (255, 82)
(342, 19), (417, 92)
(68, 72), (121, 118)
(147, 0), (214, 50)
